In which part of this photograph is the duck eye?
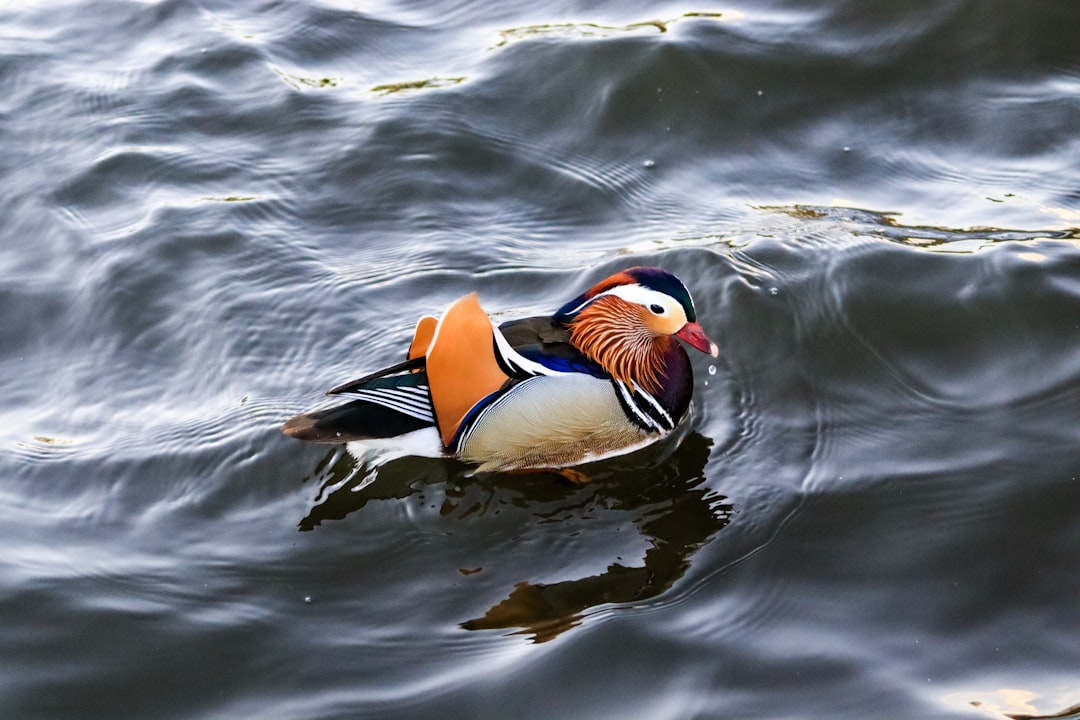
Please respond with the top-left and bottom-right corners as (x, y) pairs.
(649, 303), (665, 314)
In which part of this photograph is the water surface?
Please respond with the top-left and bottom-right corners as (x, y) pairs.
(2, 1), (1079, 718)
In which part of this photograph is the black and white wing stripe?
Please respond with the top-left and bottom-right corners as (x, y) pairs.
(340, 385), (435, 424)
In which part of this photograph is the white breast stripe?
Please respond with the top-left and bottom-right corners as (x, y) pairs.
(615, 380), (663, 432)
(631, 381), (674, 430)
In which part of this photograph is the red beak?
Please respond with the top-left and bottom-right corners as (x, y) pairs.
(675, 321), (719, 357)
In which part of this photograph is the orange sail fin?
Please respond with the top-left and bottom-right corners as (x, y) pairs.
(408, 315), (437, 365)
(425, 293), (511, 446)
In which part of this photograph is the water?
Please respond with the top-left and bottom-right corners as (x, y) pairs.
(2, 1), (1079, 718)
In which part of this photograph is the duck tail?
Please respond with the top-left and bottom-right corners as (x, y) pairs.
(281, 370), (436, 443)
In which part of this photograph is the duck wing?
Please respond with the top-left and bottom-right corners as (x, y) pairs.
(497, 316), (606, 377)
(280, 370), (435, 443)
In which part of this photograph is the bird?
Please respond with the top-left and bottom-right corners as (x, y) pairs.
(281, 266), (718, 480)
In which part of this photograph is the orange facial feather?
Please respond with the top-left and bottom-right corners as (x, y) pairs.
(568, 296), (669, 395)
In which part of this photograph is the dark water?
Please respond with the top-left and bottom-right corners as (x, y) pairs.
(3, 1), (1079, 718)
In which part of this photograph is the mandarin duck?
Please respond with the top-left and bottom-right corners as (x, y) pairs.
(281, 267), (718, 477)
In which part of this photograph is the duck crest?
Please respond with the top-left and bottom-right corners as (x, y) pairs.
(567, 295), (669, 396)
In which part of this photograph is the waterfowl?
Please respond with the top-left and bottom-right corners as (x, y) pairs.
(281, 267), (718, 477)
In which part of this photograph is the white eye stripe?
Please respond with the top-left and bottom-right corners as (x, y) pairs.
(596, 284), (685, 316)
(563, 282), (693, 319)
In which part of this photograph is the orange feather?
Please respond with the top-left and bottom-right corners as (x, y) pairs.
(424, 293), (511, 446)
(407, 315), (437, 365)
(568, 296), (668, 395)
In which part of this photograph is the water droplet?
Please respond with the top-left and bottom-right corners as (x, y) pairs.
(643, 159), (656, 169)
(304, 596), (312, 604)
(769, 287), (779, 296)
(708, 365), (717, 376)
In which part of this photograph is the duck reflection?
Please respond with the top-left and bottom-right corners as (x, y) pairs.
(296, 446), (468, 531)
(297, 431), (731, 643)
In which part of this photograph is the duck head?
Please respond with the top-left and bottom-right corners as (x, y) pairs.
(555, 267), (719, 393)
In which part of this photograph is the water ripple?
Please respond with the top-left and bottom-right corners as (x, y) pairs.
(4, 0), (1080, 717)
